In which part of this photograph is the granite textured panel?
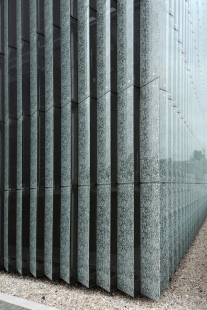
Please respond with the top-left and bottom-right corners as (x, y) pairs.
(140, 79), (159, 183)
(140, 183), (160, 301)
(97, 93), (116, 184)
(44, 0), (53, 111)
(44, 187), (53, 279)
(30, 0), (37, 116)
(140, 0), (160, 87)
(4, 190), (8, 271)
(117, 86), (135, 184)
(78, 98), (90, 185)
(0, 0), (207, 303)
(30, 112), (38, 188)
(117, 184), (136, 297)
(159, 1), (168, 92)
(61, 104), (71, 187)
(78, 186), (90, 287)
(96, 185), (117, 292)
(78, 185), (96, 288)
(97, 0), (111, 98)
(45, 106), (54, 188)
(30, 188), (37, 276)
(60, 186), (71, 282)
(16, 0), (22, 120)
(78, 97), (97, 186)
(159, 90), (168, 182)
(60, 186), (78, 283)
(17, 117), (22, 189)
(60, 0), (70, 108)
(16, 189), (22, 273)
(78, 0), (90, 103)
(117, 0), (134, 93)
(160, 183), (169, 290)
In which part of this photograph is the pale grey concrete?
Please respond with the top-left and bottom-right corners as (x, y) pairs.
(0, 293), (59, 310)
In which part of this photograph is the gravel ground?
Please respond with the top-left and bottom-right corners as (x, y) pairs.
(0, 218), (207, 310)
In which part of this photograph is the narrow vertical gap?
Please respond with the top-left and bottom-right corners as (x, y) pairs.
(8, 0), (16, 48)
(53, 0), (60, 28)
(90, 0), (96, 11)
(37, 0), (44, 35)
(70, 0), (77, 19)
(110, 92), (117, 291)
(70, 103), (78, 281)
(8, 116), (17, 270)
(22, 0), (30, 42)
(53, 107), (61, 279)
(36, 111), (45, 276)
(52, 187), (60, 278)
(36, 187), (45, 276)
(22, 188), (30, 274)
(52, 0), (61, 279)
(71, 17), (78, 103)
(22, 115), (30, 273)
(110, 3), (117, 287)
(89, 9), (97, 99)
(111, 0), (117, 94)
(71, 103), (78, 186)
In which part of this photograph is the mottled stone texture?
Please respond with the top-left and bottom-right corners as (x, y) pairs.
(0, 0), (207, 303)
(140, 0), (207, 300)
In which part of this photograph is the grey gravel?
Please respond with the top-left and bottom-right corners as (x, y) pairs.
(0, 217), (207, 309)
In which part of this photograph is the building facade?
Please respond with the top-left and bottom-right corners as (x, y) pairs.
(0, 0), (207, 301)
